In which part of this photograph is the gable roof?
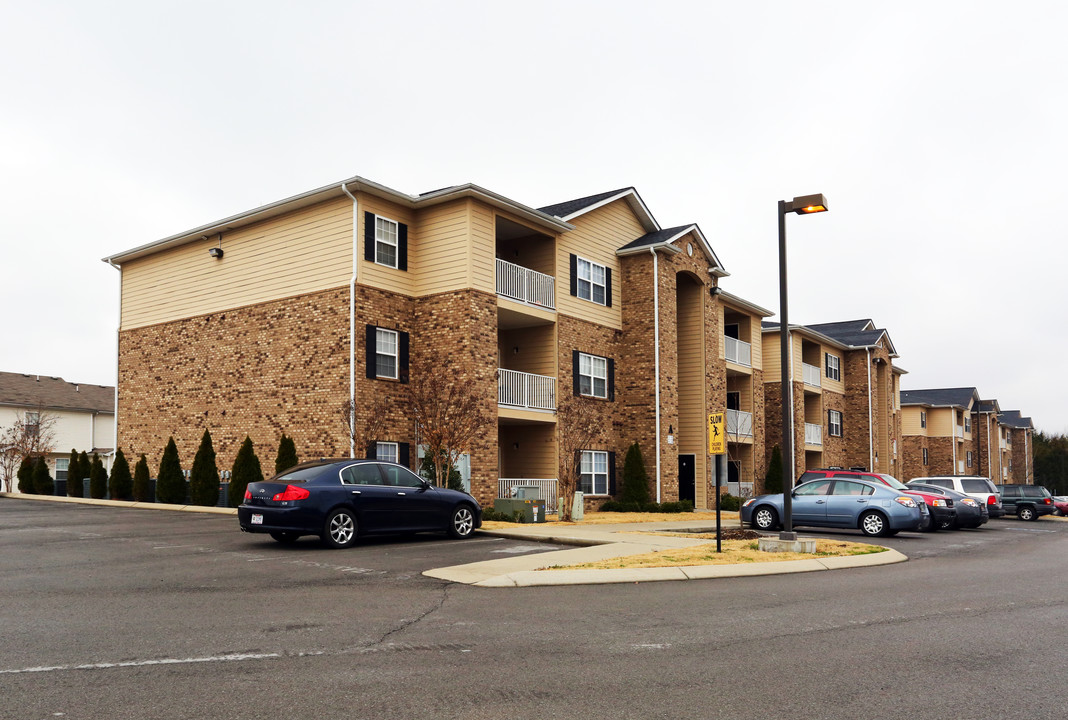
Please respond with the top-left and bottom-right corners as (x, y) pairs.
(975, 399), (1001, 414)
(900, 387), (980, 410)
(537, 187), (659, 232)
(615, 223), (728, 276)
(0, 372), (114, 414)
(998, 410), (1034, 429)
(805, 319), (897, 357)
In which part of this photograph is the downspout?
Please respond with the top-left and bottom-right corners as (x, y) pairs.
(650, 246), (662, 503)
(866, 349), (873, 471)
(106, 259), (121, 466)
(341, 183), (358, 459)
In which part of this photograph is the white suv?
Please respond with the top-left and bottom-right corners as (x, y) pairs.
(907, 476), (1004, 518)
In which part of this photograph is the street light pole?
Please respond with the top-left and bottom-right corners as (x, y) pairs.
(777, 193), (828, 542)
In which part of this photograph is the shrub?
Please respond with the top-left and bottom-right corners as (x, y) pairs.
(621, 442), (650, 505)
(764, 445), (784, 494)
(598, 500), (621, 512)
(67, 449), (83, 498)
(642, 502), (661, 513)
(132, 454), (151, 502)
(33, 457), (54, 495)
(108, 449), (133, 501)
(419, 450), (464, 492)
(89, 453), (107, 499)
(717, 493), (743, 512)
(156, 437), (185, 504)
(275, 433), (298, 475)
(17, 456), (34, 494)
(78, 451), (90, 494)
(229, 436), (264, 508)
(481, 506), (524, 522)
(189, 429), (220, 506)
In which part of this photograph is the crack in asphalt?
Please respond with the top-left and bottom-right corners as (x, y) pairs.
(371, 583), (452, 649)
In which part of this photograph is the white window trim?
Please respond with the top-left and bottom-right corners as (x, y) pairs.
(576, 256), (607, 306)
(922, 447), (929, 465)
(920, 411), (927, 429)
(580, 450), (609, 496)
(376, 441), (399, 464)
(825, 353), (840, 382)
(376, 328), (399, 380)
(374, 215), (399, 269)
(579, 352), (608, 399)
(828, 410), (843, 437)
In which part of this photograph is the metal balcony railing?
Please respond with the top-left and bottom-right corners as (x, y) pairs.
(727, 409), (753, 438)
(498, 368), (556, 411)
(802, 362), (821, 388)
(496, 258), (555, 310)
(724, 336), (752, 367)
(805, 422), (822, 446)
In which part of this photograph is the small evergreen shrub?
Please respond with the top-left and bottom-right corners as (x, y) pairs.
(275, 433), (298, 475)
(642, 502), (661, 513)
(156, 437), (185, 504)
(229, 436), (264, 508)
(621, 442), (650, 505)
(189, 429), (220, 506)
(717, 494), (743, 511)
(17, 456), (34, 494)
(132, 454), (151, 502)
(765, 446), (784, 494)
(33, 457), (54, 495)
(67, 449), (83, 498)
(109, 449), (133, 501)
(89, 453), (107, 499)
(598, 500), (621, 512)
(481, 506), (524, 522)
(78, 451), (90, 495)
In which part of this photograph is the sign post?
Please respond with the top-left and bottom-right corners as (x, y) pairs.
(708, 413), (726, 552)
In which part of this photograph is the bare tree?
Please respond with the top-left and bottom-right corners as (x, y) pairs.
(403, 353), (486, 490)
(0, 426), (20, 493)
(342, 394), (388, 459)
(556, 395), (604, 521)
(0, 406), (58, 492)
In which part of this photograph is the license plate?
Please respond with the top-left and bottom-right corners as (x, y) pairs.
(251, 514), (263, 525)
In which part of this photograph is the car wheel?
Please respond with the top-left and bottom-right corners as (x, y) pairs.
(1018, 506), (1036, 521)
(448, 504), (476, 539)
(860, 511), (888, 537)
(322, 509), (358, 549)
(752, 506), (778, 531)
(269, 531), (300, 544)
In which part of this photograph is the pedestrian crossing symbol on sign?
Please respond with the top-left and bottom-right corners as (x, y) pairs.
(708, 412), (725, 455)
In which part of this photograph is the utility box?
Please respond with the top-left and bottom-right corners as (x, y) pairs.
(493, 498), (547, 523)
(558, 491), (584, 520)
(514, 486), (540, 500)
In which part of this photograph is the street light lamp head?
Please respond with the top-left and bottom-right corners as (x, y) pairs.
(784, 193), (829, 215)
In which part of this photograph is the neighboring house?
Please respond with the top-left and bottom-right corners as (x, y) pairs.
(900, 387), (980, 479)
(103, 176), (762, 510)
(997, 410), (1035, 484)
(761, 319), (904, 481)
(0, 372), (115, 492)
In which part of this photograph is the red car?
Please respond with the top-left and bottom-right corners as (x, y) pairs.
(1053, 496), (1068, 516)
(799, 469), (956, 531)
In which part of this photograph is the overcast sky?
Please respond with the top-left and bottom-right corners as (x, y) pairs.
(2, 1), (1066, 432)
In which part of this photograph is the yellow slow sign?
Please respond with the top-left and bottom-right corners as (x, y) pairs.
(708, 412), (725, 455)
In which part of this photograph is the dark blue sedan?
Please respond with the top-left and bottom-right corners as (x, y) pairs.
(238, 459), (482, 548)
(741, 477), (927, 537)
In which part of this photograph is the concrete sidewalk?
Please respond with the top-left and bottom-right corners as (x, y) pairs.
(425, 517), (907, 587)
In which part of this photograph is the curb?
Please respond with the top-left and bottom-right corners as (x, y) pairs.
(0, 492), (238, 515)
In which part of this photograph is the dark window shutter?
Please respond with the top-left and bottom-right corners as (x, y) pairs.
(398, 331), (410, 383)
(569, 254), (578, 296)
(364, 212), (375, 262)
(365, 325), (376, 379)
(608, 451), (617, 495)
(365, 443), (376, 459)
(825, 353), (830, 374)
(605, 267), (612, 307)
(398, 223), (408, 271)
(399, 442), (410, 468)
(572, 350), (581, 396)
(607, 358), (615, 401)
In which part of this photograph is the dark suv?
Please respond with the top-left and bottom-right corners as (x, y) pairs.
(799, 468), (954, 531)
(996, 484), (1055, 521)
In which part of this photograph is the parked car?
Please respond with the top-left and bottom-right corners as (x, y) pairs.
(741, 477), (927, 537)
(1053, 496), (1068, 516)
(907, 483), (988, 529)
(996, 484), (1055, 521)
(907, 475), (1004, 518)
(238, 459), (482, 548)
(799, 469), (952, 531)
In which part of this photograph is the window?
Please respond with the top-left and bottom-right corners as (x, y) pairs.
(825, 353), (840, 381)
(580, 450), (609, 495)
(363, 212), (407, 270)
(828, 410), (843, 438)
(25, 411), (39, 437)
(964, 415), (971, 433)
(832, 481), (874, 496)
(795, 480), (832, 496)
(966, 451), (973, 468)
(579, 353), (608, 398)
(375, 216), (399, 268)
(375, 328), (398, 379)
(922, 448), (929, 465)
(341, 463), (383, 486)
(376, 442), (398, 464)
(55, 457), (69, 481)
(576, 257), (607, 305)
(379, 463), (424, 488)
(920, 411), (927, 429)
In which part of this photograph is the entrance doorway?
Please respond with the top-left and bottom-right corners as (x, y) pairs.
(679, 454), (695, 504)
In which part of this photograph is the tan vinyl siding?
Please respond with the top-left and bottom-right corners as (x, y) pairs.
(121, 197), (353, 329)
(677, 279), (706, 508)
(928, 408), (954, 437)
(901, 407), (928, 436)
(557, 199), (641, 329)
(821, 348), (846, 394)
(468, 201), (497, 295)
(499, 325), (556, 378)
(410, 199), (473, 296)
(499, 424), (557, 479)
(748, 317), (763, 371)
(358, 194), (418, 295)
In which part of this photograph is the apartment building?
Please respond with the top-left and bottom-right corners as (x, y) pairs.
(998, 410), (1035, 483)
(900, 387), (980, 479)
(104, 176), (758, 510)
(761, 320), (903, 482)
(0, 372), (115, 492)
(970, 399), (1006, 482)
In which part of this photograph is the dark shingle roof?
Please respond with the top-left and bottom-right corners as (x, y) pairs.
(999, 411), (1034, 429)
(617, 225), (694, 252)
(807, 320), (892, 350)
(900, 387), (979, 409)
(538, 188), (634, 219)
(975, 400), (1000, 413)
(0, 372), (114, 413)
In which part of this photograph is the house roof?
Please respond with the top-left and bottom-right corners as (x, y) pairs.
(537, 187), (660, 234)
(805, 319), (897, 357)
(0, 372), (114, 414)
(615, 223), (728, 276)
(900, 387), (980, 410)
(718, 290), (774, 318)
(975, 399), (1001, 414)
(998, 410), (1034, 429)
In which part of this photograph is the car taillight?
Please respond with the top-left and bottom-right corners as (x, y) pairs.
(244, 489), (252, 501)
(272, 485), (310, 502)
(1043, 498), (1051, 504)
(894, 496), (917, 508)
(931, 498), (947, 507)
(961, 498), (979, 507)
(987, 495), (996, 505)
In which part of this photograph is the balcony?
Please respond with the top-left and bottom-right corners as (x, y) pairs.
(498, 368), (556, 411)
(727, 409), (753, 438)
(955, 426), (964, 439)
(805, 422), (822, 446)
(496, 259), (555, 310)
(725, 336), (752, 367)
(802, 362), (821, 388)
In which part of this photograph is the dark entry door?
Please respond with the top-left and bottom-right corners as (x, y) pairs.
(728, 460), (740, 485)
(679, 454), (695, 504)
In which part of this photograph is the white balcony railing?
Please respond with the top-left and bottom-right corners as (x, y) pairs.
(955, 426), (964, 439)
(724, 336), (752, 367)
(727, 409), (753, 438)
(498, 368), (556, 411)
(802, 362), (821, 388)
(496, 258), (555, 310)
(805, 422), (822, 446)
(498, 478), (558, 509)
